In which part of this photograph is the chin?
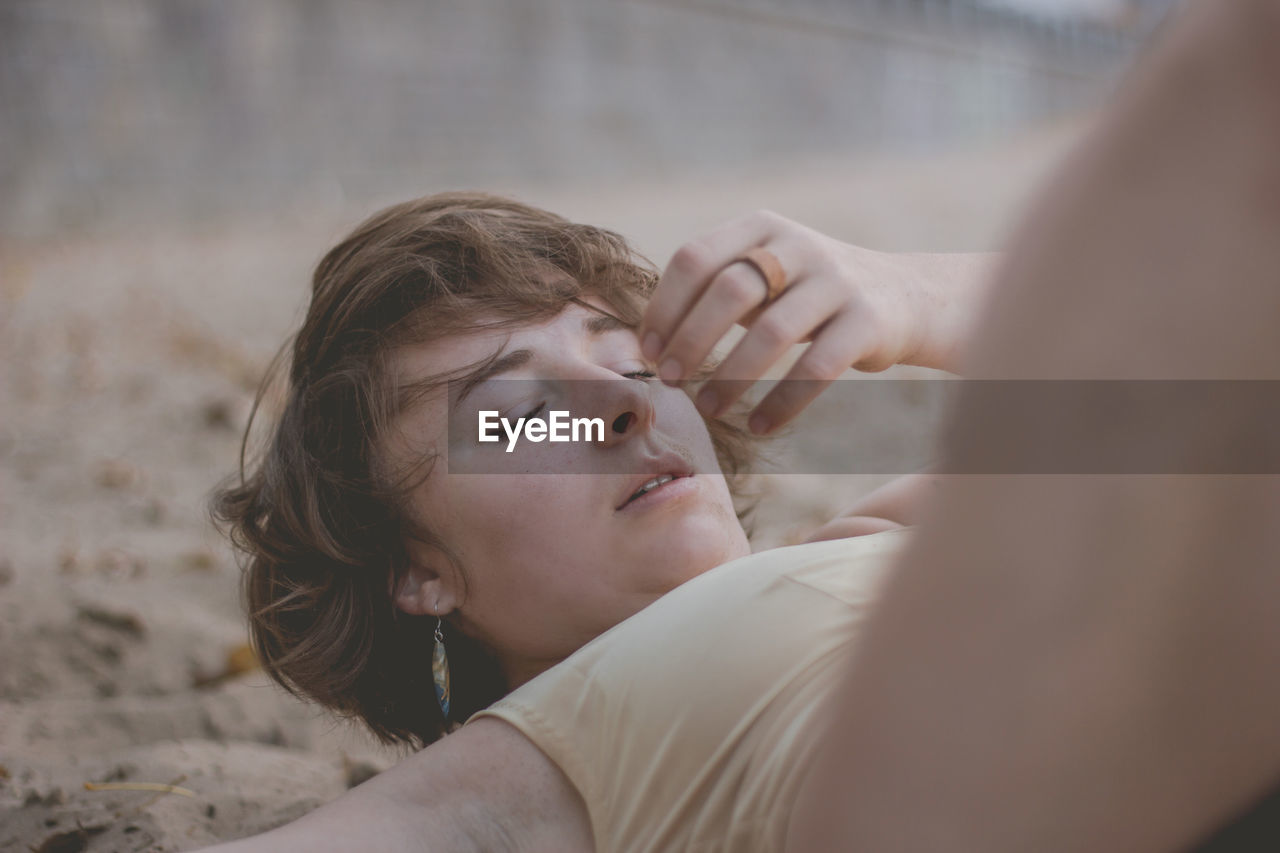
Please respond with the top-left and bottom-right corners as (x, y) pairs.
(642, 510), (749, 588)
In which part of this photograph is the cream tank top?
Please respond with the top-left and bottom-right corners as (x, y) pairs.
(467, 528), (909, 853)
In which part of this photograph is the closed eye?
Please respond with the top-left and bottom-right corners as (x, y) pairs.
(508, 372), (651, 421)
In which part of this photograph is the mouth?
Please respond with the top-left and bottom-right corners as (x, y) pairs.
(616, 461), (695, 510)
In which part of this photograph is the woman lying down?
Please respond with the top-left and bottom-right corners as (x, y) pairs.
(203, 192), (991, 852)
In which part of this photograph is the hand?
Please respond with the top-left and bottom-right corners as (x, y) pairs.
(638, 210), (988, 434)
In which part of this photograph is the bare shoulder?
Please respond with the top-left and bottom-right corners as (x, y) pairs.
(805, 474), (937, 543)
(192, 717), (592, 853)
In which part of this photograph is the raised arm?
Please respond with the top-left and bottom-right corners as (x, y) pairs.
(788, 0), (1280, 849)
(191, 719), (592, 853)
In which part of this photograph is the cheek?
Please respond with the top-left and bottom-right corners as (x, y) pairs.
(435, 475), (590, 558)
(434, 477), (619, 641)
(654, 389), (721, 467)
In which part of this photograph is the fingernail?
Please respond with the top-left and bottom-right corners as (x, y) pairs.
(659, 357), (683, 384)
(695, 386), (719, 417)
(749, 413), (771, 435)
(642, 332), (663, 362)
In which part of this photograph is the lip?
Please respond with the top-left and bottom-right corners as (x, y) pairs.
(617, 475), (698, 513)
(615, 455), (696, 511)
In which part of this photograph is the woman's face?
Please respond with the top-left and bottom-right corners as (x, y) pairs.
(385, 299), (750, 687)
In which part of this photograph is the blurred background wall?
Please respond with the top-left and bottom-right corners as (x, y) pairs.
(2, 0), (1173, 240)
(0, 2), (1180, 849)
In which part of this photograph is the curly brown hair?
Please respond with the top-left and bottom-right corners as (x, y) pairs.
(212, 192), (761, 749)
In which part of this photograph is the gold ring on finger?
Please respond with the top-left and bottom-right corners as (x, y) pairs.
(735, 247), (790, 324)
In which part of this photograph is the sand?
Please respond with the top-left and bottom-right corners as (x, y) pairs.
(0, 119), (1080, 851)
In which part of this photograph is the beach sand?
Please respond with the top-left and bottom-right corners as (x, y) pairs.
(0, 119), (1079, 851)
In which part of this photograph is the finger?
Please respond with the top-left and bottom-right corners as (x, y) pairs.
(640, 210), (789, 362)
(660, 236), (819, 386)
(654, 258), (771, 384)
(747, 308), (875, 434)
(695, 275), (848, 417)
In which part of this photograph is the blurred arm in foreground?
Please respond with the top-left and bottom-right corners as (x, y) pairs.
(787, 1), (1280, 851)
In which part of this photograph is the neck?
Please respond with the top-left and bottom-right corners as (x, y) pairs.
(501, 655), (564, 692)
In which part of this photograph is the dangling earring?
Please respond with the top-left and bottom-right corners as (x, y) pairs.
(432, 615), (451, 720)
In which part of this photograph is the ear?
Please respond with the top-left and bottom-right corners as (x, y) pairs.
(393, 543), (460, 617)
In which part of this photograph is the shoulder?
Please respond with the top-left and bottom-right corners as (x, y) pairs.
(422, 717), (594, 852)
(804, 515), (905, 542)
(804, 474), (940, 543)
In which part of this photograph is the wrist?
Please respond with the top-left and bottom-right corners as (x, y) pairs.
(898, 252), (998, 374)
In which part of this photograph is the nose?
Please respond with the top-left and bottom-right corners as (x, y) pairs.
(581, 376), (655, 449)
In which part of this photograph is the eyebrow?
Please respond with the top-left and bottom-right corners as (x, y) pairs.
(450, 313), (635, 410)
(583, 312), (630, 335)
(451, 349), (534, 411)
